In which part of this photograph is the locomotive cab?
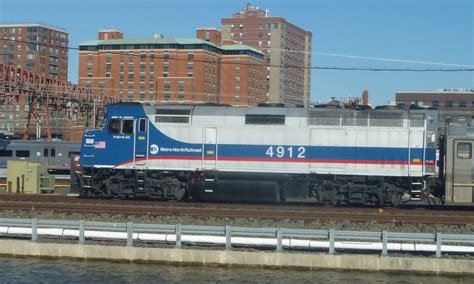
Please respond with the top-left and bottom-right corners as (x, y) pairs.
(79, 103), (190, 199)
(81, 103), (148, 170)
(80, 104), (144, 196)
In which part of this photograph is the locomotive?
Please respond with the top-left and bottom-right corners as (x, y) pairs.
(76, 102), (473, 206)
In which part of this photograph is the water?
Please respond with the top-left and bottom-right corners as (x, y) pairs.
(0, 256), (470, 283)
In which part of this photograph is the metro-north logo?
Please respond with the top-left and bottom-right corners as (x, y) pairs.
(150, 144), (159, 154)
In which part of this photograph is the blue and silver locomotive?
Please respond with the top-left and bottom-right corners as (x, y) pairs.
(77, 103), (439, 206)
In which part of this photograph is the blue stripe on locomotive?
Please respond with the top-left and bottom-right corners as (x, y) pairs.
(218, 144), (410, 162)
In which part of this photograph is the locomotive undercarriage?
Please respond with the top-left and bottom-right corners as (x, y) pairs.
(78, 168), (420, 206)
(79, 168), (188, 200)
(309, 176), (405, 206)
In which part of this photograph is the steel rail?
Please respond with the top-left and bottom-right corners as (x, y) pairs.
(0, 199), (473, 225)
(1, 194), (474, 216)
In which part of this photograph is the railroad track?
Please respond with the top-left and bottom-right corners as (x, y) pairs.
(0, 194), (473, 225)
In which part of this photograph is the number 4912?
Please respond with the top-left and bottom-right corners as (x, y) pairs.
(266, 146), (305, 158)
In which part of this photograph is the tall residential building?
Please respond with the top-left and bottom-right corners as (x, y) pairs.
(221, 5), (312, 106)
(78, 30), (266, 106)
(0, 23), (69, 81)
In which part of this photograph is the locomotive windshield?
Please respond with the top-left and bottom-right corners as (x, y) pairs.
(108, 118), (120, 134)
(107, 118), (134, 135)
(122, 119), (134, 135)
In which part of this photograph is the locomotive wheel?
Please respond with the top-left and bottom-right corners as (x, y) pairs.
(93, 185), (110, 199)
(376, 192), (385, 207)
(390, 193), (402, 207)
(79, 189), (93, 198)
(174, 187), (186, 201)
(427, 196), (444, 206)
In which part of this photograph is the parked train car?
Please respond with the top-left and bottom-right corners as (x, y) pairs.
(0, 140), (81, 178)
(76, 103), (445, 206)
(437, 125), (474, 204)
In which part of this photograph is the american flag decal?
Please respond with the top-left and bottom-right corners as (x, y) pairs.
(94, 141), (106, 149)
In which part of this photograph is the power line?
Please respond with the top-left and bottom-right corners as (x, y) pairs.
(2, 37), (473, 72)
(223, 36), (474, 68)
(313, 52), (474, 68)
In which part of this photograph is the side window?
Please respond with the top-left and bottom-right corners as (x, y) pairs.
(16, 150), (30, 157)
(51, 148), (56, 157)
(44, 148), (49, 157)
(108, 118), (121, 134)
(457, 143), (472, 159)
(139, 118), (147, 132)
(121, 119), (134, 135)
(0, 150), (13, 157)
(245, 114), (285, 125)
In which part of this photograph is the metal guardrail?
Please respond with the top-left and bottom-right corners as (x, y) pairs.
(1, 217), (474, 258)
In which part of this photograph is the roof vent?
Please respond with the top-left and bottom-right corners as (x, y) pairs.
(258, 103), (285, 107)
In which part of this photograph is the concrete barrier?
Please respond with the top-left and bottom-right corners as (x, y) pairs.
(0, 239), (472, 275)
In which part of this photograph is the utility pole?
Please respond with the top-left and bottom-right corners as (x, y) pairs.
(93, 100), (96, 129)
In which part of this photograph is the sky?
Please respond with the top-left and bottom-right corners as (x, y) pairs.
(0, 0), (473, 105)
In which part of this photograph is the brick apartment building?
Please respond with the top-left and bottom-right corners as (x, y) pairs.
(396, 89), (474, 125)
(0, 23), (69, 81)
(221, 5), (312, 106)
(78, 30), (266, 106)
